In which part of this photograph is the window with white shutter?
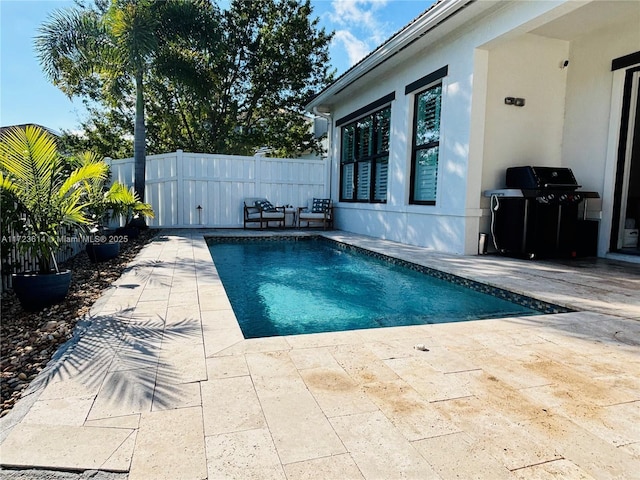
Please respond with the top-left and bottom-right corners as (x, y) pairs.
(339, 105), (391, 202)
(342, 163), (354, 200)
(356, 161), (371, 200)
(374, 157), (388, 202)
(410, 84), (442, 205)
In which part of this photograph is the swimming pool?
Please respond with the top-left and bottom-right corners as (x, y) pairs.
(207, 237), (567, 338)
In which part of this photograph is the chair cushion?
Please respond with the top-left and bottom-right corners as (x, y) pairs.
(299, 212), (326, 220)
(255, 200), (277, 212)
(261, 211), (284, 219)
(312, 198), (331, 213)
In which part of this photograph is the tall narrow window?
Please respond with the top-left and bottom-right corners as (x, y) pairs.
(341, 125), (355, 199)
(410, 84), (442, 204)
(339, 106), (391, 203)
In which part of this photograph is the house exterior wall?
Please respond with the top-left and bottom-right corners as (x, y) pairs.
(479, 34), (570, 193)
(321, 0), (639, 257)
(330, 38), (476, 253)
(560, 18), (640, 254)
(477, 33), (571, 237)
(328, 0), (572, 254)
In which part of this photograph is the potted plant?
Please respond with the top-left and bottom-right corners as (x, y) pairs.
(85, 235), (121, 263)
(72, 153), (153, 261)
(0, 125), (108, 311)
(75, 153), (126, 263)
(108, 182), (154, 240)
(83, 176), (123, 262)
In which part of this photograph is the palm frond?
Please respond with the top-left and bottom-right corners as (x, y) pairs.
(108, 0), (158, 72)
(105, 180), (132, 202)
(59, 161), (109, 199)
(60, 188), (93, 227)
(0, 126), (59, 212)
(35, 8), (107, 96)
(0, 172), (19, 196)
(133, 201), (155, 219)
(106, 181), (155, 221)
(68, 150), (102, 168)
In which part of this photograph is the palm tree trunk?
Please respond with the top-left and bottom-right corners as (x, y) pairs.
(133, 70), (146, 205)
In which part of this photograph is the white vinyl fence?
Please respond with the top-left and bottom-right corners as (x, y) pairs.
(109, 150), (329, 228)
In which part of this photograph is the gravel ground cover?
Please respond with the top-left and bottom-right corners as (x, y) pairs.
(0, 230), (158, 417)
(0, 468), (127, 480)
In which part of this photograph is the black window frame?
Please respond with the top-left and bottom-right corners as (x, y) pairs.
(409, 82), (443, 206)
(338, 105), (391, 203)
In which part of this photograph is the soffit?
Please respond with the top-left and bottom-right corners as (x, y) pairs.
(530, 0), (640, 41)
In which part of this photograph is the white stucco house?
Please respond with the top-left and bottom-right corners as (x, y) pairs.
(306, 0), (640, 261)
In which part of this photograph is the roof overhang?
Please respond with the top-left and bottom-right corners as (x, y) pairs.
(308, 0), (639, 115)
(307, 0), (497, 114)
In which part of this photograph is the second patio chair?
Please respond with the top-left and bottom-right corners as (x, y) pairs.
(298, 198), (333, 229)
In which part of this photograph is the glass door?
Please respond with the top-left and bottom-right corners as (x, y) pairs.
(616, 73), (640, 254)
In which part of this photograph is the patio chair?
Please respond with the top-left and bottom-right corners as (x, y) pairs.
(298, 198), (333, 229)
(243, 198), (285, 229)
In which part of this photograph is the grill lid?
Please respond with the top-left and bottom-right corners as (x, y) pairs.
(506, 166), (581, 190)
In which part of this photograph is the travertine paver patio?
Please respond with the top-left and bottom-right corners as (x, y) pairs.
(1, 229), (639, 479)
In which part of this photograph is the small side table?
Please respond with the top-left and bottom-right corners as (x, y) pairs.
(284, 207), (297, 228)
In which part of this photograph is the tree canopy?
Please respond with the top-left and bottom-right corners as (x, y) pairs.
(37, 0), (225, 201)
(44, 0), (334, 160)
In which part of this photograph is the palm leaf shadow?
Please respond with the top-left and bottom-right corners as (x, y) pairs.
(27, 305), (203, 414)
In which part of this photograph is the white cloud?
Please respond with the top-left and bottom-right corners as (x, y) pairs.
(328, 0), (398, 68)
(330, 0), (380, 26)
(329, 0), (390, 44)
(333, 30), (371, 66)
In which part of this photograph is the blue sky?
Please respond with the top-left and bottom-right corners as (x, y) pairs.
(0, 0), (432, 133)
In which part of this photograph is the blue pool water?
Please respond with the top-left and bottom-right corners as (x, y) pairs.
(207, 238), (544, 338)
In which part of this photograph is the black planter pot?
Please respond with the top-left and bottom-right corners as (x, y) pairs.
(12, 270), (72, 311)
(86, 242), (120, 263)
(115, 226), (139, 239)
